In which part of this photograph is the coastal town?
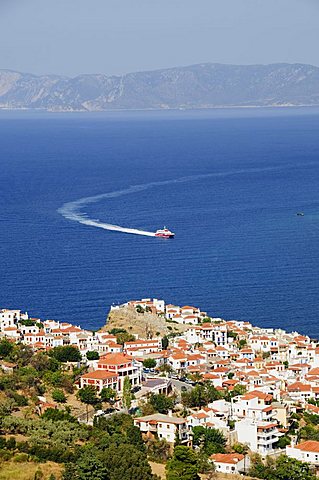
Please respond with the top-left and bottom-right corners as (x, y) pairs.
(1, 298), (319, 479)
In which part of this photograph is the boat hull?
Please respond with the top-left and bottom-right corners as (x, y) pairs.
(155, 233), (175, 238)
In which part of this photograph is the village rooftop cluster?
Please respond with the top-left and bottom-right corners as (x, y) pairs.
(2, 298), (319, 475)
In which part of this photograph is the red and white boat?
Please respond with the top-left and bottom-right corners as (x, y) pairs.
(155, 226), (175, 238)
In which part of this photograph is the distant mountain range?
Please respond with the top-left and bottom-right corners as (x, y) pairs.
(0, 63), (319, 111)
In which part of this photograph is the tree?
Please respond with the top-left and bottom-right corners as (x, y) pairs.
(100, 387), (116, 404)
(232, 384), (247, 396)
(181, 383), (221, 408)
(52, 389), (67, 403)
(0, 339), (14, 358)
(158, 363), (173, 374)
(238, 339), (247, 349)
(274, 455), (316, 480)
(103, 443), (153, 480)
(115, 332), (135, 345)
(122, 377), (132, 411)
(148, 393), (175, 414)
(161, 336), (169, 350)
(249, 454), (316, 480)
(192, 427), (226, 455)
(77, 386), (99, 422)
(196, 450), (216, 475)
(303, 411), (319, 426)
(139, 399), (156, 416)
(166, 446), (200, 480)
(227, 331), (237, 340)
(109, 328), (126, 335)
(63, 449), (109, 480)
(93, 413), (142, 449)
(42, 407), (76, 422)
(276, 435), (291, 449)
(188, 372), (202, 383)
(50, 346), (81, 363)
(14, 344), (33, 366)
(30, 352), (59, 372)
(86, 351), (100, 361)
(146, 437), (171, 462)
(143, 358), (157, 369)
(201, 317), (212, 324)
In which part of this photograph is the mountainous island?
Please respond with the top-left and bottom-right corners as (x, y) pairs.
(0, 62), (319, 112)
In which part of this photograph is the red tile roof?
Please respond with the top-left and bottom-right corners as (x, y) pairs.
(211, 453), (244, 464)
(81, 370), (118, 380)
(295, 441), (319, 453)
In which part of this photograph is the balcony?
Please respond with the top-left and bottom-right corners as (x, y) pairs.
(147, 424), (157, 432)
(257, 436), (277, 446)
(257, 428), (276, 437)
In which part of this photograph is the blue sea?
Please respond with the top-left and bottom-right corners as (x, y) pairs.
(1, 108), (319, 336)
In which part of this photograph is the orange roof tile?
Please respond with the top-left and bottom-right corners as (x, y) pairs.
(295, 441), (319, 453)
(211, 453), (244, 464)
(81, 370), (118, 380)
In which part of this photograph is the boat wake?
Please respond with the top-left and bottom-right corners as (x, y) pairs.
(58, 184), (157, 237)
(58, 163), (312, 237)
(59, 175), (217, 237)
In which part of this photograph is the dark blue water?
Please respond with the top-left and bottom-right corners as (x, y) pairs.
(1, 109), (319, 335)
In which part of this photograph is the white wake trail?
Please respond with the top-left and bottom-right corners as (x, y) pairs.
(58, 163), (310, 237)
(58, 185), (157, 237)
(59, 174), (222, 236)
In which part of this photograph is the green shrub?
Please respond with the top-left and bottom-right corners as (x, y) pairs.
(0, 448), (13, 461)
(86, 351), (99, 360)
(52, 389), (67, 403)
(13, 452), (29, 462)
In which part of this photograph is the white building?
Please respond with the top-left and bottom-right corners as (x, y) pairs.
(97, 353), (142, 391)
(134, 413), (189, 444)
(0, 309), (28, 331)
(211, 453), (248, 475)
(232, 391), (274, 422)
(235, 419), (281, 455)
(80, 370), (119, 393)
(286, 440), (319, 466)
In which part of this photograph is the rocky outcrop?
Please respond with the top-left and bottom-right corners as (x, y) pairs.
(101, 305), (187, 338)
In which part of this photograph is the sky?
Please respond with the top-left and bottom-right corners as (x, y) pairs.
(0, 0), (318, 77)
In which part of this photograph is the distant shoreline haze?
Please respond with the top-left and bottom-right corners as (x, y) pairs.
(0, 62), (319, 111)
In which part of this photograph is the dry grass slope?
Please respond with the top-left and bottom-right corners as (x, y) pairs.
(0, 461), (62, 480)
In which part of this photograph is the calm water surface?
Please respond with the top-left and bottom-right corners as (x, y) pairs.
(1, 108), (319, 335)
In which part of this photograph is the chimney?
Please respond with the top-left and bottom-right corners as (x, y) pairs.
(168, 409), (173, 417)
